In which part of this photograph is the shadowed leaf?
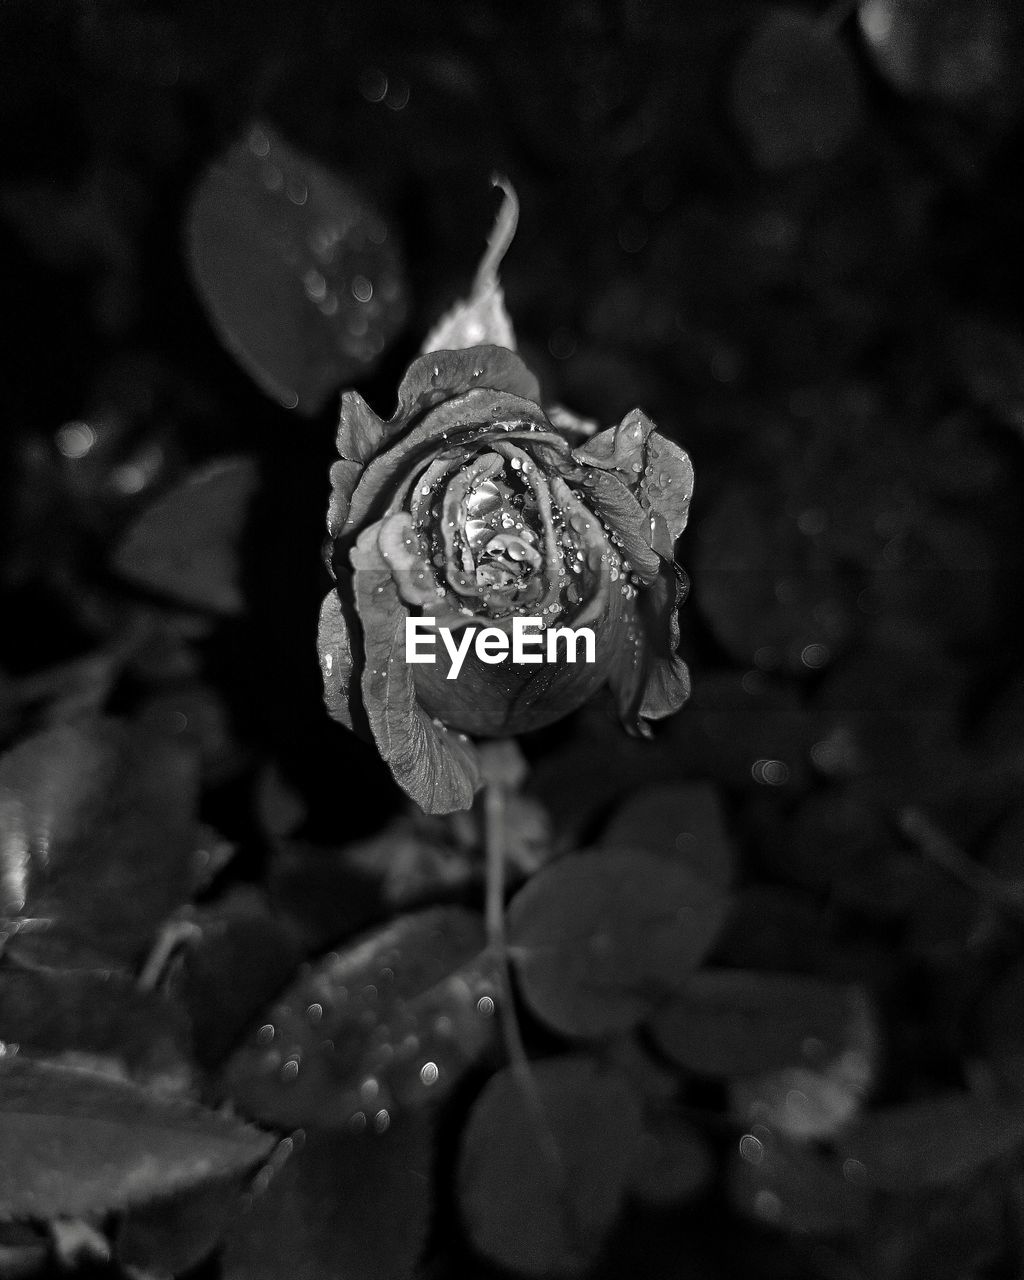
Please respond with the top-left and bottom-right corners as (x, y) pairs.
(0, 1058), (274, 1219)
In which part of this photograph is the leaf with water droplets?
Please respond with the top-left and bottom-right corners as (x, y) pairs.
(0, 1058), (274, 1219)
(836, 1092), (1024, 1191)
(113, 457), (259, 615)
(187, 121), (407, 414)
(0, 717), (199, 971)
(508, 849), (729, 1039)
(728, 1128), (871, 1233)
(221, 1120), (433, 1280)
(223, 906), (498, 1129)
(420, 176), (518, 354)
(458, 1057), (641, 1276)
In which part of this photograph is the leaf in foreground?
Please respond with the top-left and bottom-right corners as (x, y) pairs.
(0, 1058), (274, 1219)
(221, 1120), (433, 1280)
(458, 1057), (642, 1276)
(224, 906), (498, 1128)
(0, 717), (199, 971)
(508, 849), (728, 1038)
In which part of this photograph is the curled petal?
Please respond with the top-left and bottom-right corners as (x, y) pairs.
(572, 409), (694, 542)
(377, 512), (446, 609)
(336, 390), (386, 462)
(351, 523), (480, 813)
(608, 561), (691, 735)
(327, 459), (362, 539)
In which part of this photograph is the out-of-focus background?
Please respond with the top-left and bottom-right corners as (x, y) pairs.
(2, 2), (1024, 1278)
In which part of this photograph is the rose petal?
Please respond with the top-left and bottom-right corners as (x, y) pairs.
(392, 347), (540, 424)
(317, 590), (357, 731)
(336, 391), (386, 462)
(351, 524), (480, 813)
(327, 460), (363, 539)
(573, 410), (694, 543)
(377, 513), (445, 609)
(344, 389), (549, 533)
(609, 561), (691, 734)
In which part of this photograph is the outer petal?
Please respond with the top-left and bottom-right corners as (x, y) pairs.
(327, 459), (363, 539)
(608, 561), (691, 734)
(317, 590), (357, 730)
(351, 523), (480, 814)
(572, 409), (694, 542)
(336, 390), (386, 462)
(392, 346), (540, 425)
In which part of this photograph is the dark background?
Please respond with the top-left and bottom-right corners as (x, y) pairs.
(2, 1), (1024, 1278)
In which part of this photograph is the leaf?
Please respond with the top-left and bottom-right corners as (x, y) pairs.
(0, 1058), (274, 1219)
(116, 1177), (245, 1276)
(730, 9), (862, 170)
(837, 1093), (1024, 1191)
(458, 1057), (642, 1276)
(171, 892), (304, 1070)
(0, 717), (199, 971)
(728, 1128), (871, 1234)
(651, 970), (855, 1078)
(0, 968), (192, 1090)
(112, 458), (259, 615)
(627, 1112), (713, 1208)
(508, 849), (729, 1039)
(186, 121), (407, 414)
(420, 175), (518, 354)
(600, 782), (736, 891)
(224, 906), (499, 1129)
(221, 1120), (433, 1280)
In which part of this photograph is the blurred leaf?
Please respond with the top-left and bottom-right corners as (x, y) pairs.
(458, 1057), (641, 1276)
(858, 0), (1024, 117)
(0, 717), (199, 971)
(115, 1176), (245, 1276)
(837, 1092), (1024, 1190)
(224, 906), (498, 1128)
(730, 987), (877, 1141)
(978, 959), (1024, 1096)
(947, 314), (1024, 436)
(694, 484), (856, 676)
(628, 1111), (713, 1208)
(730, 9), (862, 170)
(171, 890), (303, 1070)
(728, 1127), (870, 1233)
(0, 1058), (273, 1219)
(186, 121), (406, 414)
(508, 849), (728, 1039)
(0, 968), (192, 1090)
(112, 457), (259, 615)
(0, 1223), (48, 1279)
(651, 970), (856, 1078)
(600, 781), (736, 890)
(222, 1121), (433, 1280)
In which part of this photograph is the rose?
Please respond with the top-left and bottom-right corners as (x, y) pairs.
(317, 341), (694, 814)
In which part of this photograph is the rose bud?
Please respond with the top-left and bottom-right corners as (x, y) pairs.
(318, 181), (694, 813)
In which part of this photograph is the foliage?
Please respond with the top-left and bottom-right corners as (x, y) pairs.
(2, 1), (1024, 1278)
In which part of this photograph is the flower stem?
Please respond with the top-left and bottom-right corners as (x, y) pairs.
(483, 773), (563, 1173)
